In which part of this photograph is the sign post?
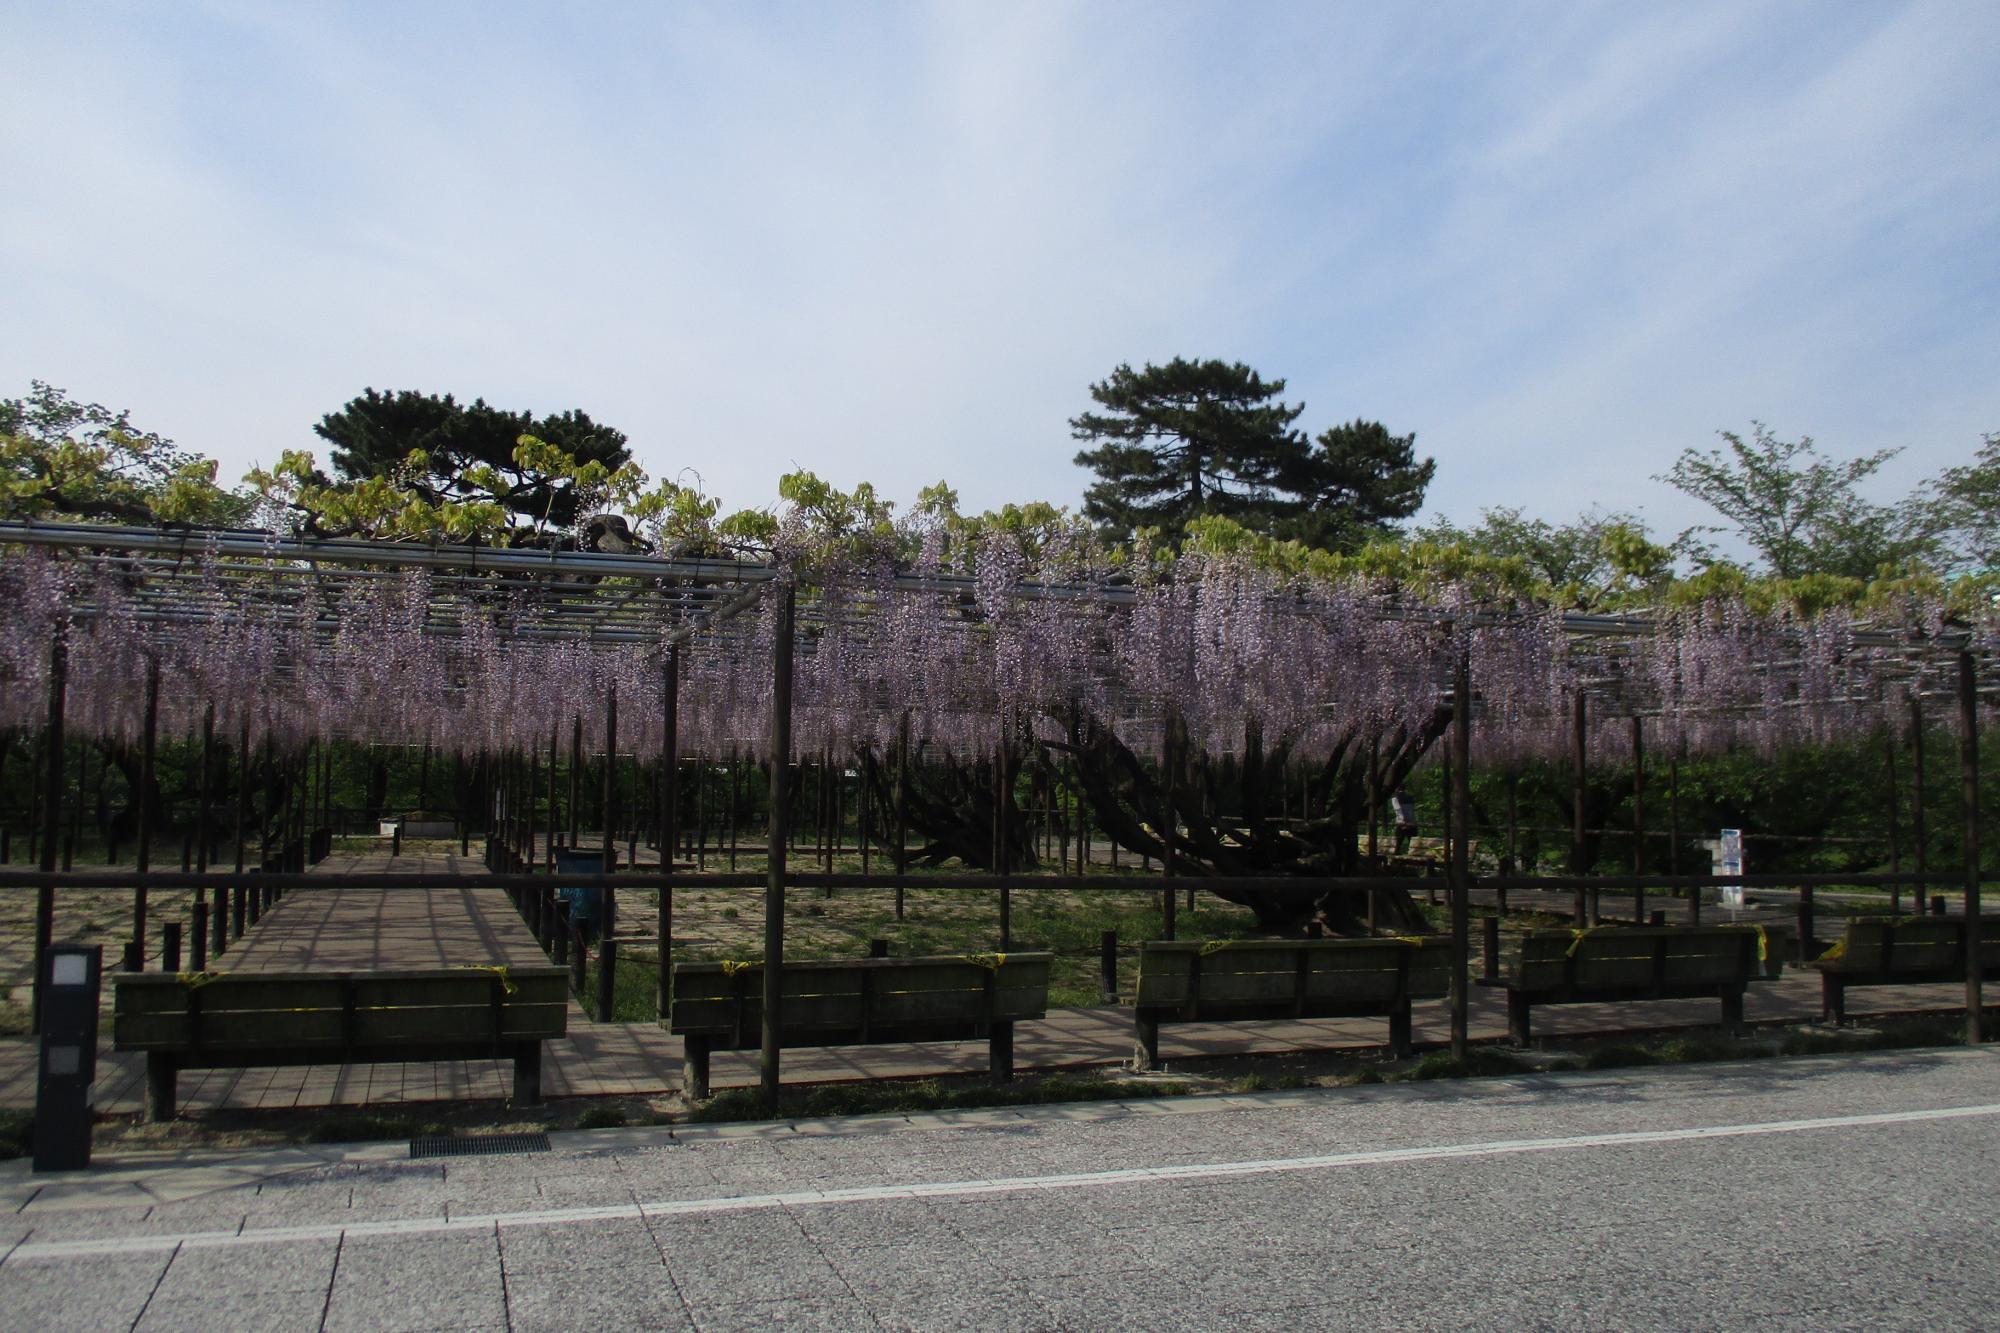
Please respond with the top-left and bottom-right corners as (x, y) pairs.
(34, 943), (102, 1173)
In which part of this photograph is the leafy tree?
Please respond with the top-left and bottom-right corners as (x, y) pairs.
(0, 381), (247, 525)
(1072, 358), (1309, 545)
(1277, 419), (1435, 551)
(1927, 432), (2000, 571)
(1656, 422), (1936, 579)
(1413, 506), (1674, 604)
(314, 389), (633, 534)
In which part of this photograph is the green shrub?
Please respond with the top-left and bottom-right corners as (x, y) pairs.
(577, 1106), (628, 1129)
(0, 1111), (31, 1160)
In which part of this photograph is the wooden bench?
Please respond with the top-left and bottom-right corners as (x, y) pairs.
(1814, 916), (2000, 1024)
(114, 965), (569, 1121)
(1477, 925), (1787, 1044)
(1132, 937), (1452, 1069)
(668, 953), (1052, 1099)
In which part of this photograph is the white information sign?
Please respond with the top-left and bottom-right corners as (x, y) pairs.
(1717, 828), (1745, 908)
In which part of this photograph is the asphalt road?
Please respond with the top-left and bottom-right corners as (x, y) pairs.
(2, 1047), (1997, 1331)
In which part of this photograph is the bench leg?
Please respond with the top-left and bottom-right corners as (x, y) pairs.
(145, 1052), (178, 1123)
(513, 1041), (544, 1107)
(1506, 991), (1532, 1047)
(1824, 975), (1847, 1027)
(683, 1035), (711, 1101)
(1389, 1002), (1413, 1059)
(1720, 988), (1745, 1036)
(989, 1021), (1015, 1084)
(1134, 1012), (1161, 1072)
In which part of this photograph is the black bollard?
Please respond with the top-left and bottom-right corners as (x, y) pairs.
(190, 903), (208, 972)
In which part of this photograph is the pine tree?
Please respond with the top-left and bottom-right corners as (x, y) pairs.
(1070, 358), (1308, 545)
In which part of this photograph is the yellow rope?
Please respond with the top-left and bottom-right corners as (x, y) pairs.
(1199, 940), (1232, 956)
(1816, 937), (1848, 964)
(720, 959), (759, 976)
(456, 964), (517, 994)
(960, 953), (1007, 970)
(1565, 927), (1598, 958)
(1752, 925), (1769, 963)
(1388, 935), (1429, 949)
(176, 970), (225, 989)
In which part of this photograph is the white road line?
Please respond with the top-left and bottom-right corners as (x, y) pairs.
(13, 1101), (1999, 1262)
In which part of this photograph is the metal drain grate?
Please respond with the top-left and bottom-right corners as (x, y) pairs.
(409, 1131), (552, 1160)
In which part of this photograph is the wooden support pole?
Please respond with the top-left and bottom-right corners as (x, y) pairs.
(1631, 714), (1645, 926)
(547, 724), (559, 870)
(569, 713), (583, 845)
(31, 628), (66, 1033)
(1367, 734), (1380, 869)
(1571, 689), (1591, 925)
(1450, 651), (1472, 1059)
(1886, 725), (1903, 915)
(1673, 743), (1693, 924)
(597, 685), (618, 1024)
(232, 716), (249, 944)
(894, 711), (910, 922)
(1161, 717), (1178, 942)
(762, 584), (796, 1108)
(1958, 649), (1982, 1044)
(1912, 692), (1930, 913)
(658, 647), (680, 1022)
(132, 655), (160, 966)
(196, 702), (214, 946)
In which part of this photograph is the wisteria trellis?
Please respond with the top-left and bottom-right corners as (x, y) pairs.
(0, 529), (1987, 766)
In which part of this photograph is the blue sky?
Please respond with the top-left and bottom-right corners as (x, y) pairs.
(4, 2), (1995, 543)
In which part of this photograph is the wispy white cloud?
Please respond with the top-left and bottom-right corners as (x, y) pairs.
(1, 2), (1994, 542)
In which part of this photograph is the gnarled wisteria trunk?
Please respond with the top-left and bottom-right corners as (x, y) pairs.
(1049, 708), (1445, 933)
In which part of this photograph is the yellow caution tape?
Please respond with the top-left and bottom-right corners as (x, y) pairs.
(1565, 928), (1598, 958)
(960, 953), (1007, 970)
(720, 959), (759, 976)
(457, 964), (517, 994)
(1753, 925), (1769, 963)
(1816, 937), (1847, 964)
(176, 970), (225, 989)
(1199, 940), (1232, 956)
(1389, 935), (1429, 949)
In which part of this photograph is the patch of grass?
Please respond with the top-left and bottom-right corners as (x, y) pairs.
(577, 1106), (629, 1129)
(1396, 1047), (1534, 1081)
(1578, 1043), (1664, 1071)
(1653, 1034), (1752, 1065)
(584, 954), (663, 1024)
(686, 1073), (1194, 1124)
(305, 1113), (453, 1144)
(1234, 1074), (1271, 1093)
(0, 998), (29, 1038)
(0, 1110), (31, 1160)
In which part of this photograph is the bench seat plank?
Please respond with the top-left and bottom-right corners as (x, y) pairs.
(113, 965), (569, 1119)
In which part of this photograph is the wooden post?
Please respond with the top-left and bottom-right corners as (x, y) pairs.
(1161, 717), (1178, 942)
(658, 647), (679, 1022)
(196, 702), (214, 956)
(894, 711), (910, 922)
(1886, 725), (1903, 915)
(1672, 743), (1692, 923)
(728, 749), (741, 872)
(1957, 649), (1982, 1044)
(1500, 767), (1516, 914)
(763, 585), (796, 1108)
(1571, 689), (1591, 925)
(132, 655), (160, 967)
(1368, 732), (1384, 868)
(1631, 714), (1645, 926)
(1912, 691), (1930, 912)
(996, 729), (1011, 950)
(597, 685), (619, 1024)
(232, 716), (249, 945)
(1100, 928), (1118, 1001)
(31, 629), (65, 1033)
(569, 713), (583, 846)
(1450, 651), (1472, 1059)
